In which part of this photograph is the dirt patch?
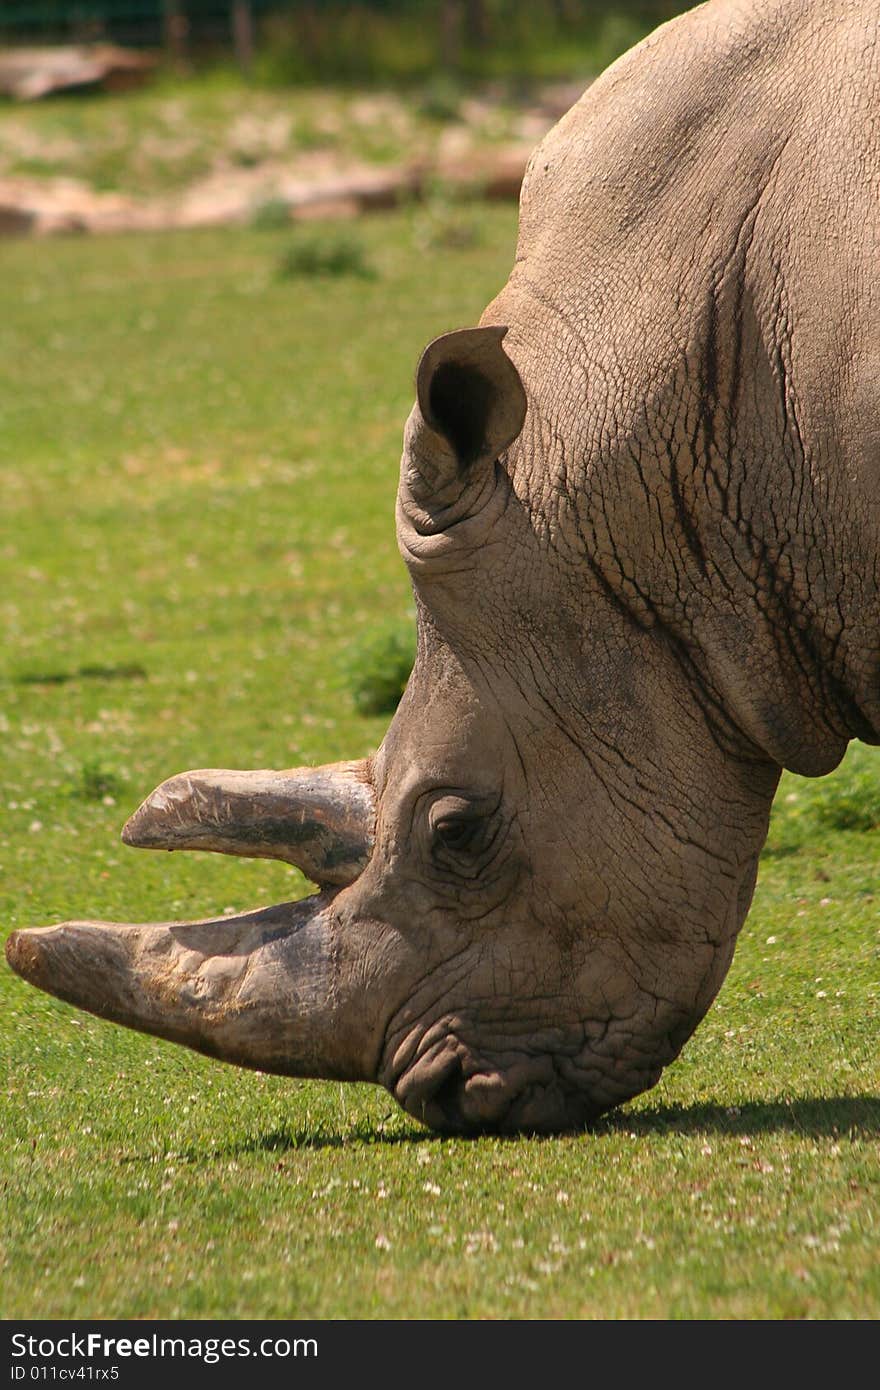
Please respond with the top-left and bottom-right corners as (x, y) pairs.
(0, 78), (587, 236)
(0, 145), (533, 235)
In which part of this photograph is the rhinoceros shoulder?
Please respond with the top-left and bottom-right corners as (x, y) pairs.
(517, 0), (876, 256)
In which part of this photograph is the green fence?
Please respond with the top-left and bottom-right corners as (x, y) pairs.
(0, 1), (280, 48)
(0, 3), (681, 82)
(0, 2), (678, 45)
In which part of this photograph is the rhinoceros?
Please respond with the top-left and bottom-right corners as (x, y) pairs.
(6, 0), (879, 1133)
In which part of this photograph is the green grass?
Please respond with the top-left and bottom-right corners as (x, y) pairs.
(1, 212), (878, 1319)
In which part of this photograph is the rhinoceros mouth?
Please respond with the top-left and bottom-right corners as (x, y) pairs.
(383, 1022), (611, 1135)
(381, 1003), (688, 1134)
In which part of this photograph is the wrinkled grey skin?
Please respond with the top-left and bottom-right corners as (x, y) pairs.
(7, 0), (879, 1132)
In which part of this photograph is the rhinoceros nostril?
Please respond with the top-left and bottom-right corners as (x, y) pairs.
(430, 1054), (465, 1122)
(396, 1047), (467, 1133)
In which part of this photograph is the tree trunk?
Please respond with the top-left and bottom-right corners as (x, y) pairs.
(439, 0), (463, 70)
(231, 0), (255, 76)
(464, 0), (490, 48)
(161, 0), (189, 73)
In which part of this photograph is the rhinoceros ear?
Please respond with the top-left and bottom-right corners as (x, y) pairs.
(407, 326), (526, 502)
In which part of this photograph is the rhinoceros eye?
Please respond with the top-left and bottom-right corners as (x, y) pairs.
(428, 795), (497, 867)
(433, 815), (484, 854)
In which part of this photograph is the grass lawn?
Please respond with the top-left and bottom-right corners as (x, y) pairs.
(1, 211), (877, 1320)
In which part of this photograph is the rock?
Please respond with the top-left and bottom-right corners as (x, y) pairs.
(0, 45), (155, 101)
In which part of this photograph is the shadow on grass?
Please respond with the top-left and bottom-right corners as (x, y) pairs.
(120, 1095), (879, 1164)
(600, 1094), (880, 1139)
(759, 841), (804, 859)
(9, 663), (146, 686)
(117, 1120), (433, 1164)
(221, 1121), (433, 1156)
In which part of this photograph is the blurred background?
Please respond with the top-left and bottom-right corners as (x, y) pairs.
(0, 1), (694, 234)
(1, 3), (687, 81)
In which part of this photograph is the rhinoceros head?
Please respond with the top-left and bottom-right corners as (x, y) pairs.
(6, 324), (781, 1133)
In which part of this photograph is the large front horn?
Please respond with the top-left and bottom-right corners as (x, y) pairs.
(121, 760), (375, 888)
(5, 759), (384, 1079)
(5, 894), (386, 1081)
